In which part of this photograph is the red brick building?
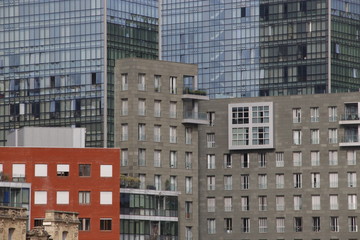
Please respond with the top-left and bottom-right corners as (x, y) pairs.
(0, 147), (120, 240)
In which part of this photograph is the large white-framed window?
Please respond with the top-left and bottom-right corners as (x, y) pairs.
(293, 152), (302, 166)
(169, 102), (177, 118)
(258, 218), (268, 233)
(207, 198), (215, 212)
(329, 129), (338, 144)
(207, 154), (215, 169)
(329, 173), (338, 188)
(276, 217), (285, 233)
(56, 191), (69, 205)
(310, 107), (319, 122)
(154, 100), (161, 117)
(224, 197), (232, 212)
(312, 195), (321, 210)
(348, 194), (357, 210)
(347, 150), (357, 165)
(292, 108), (301, 123)
(276, 152), (284, 167)
(311, 151), (320, 166)
(311, 129), (320, 144)
(35, 164), (47, 177)
(329, 150), (338, 165)
(170, 151), (177, 168)
(154, 150), (161, 167)
(348, 172), (357, 187)
(258, 195), (267, 211)
(34, 191), (47, 205)
(100, 192), (112, 205)
(12, 164), (25, 181)
(276, 174), (284, 189)
(330, 195), (339, 210)
(258, 174), (267, 189)
(329, 106), (337, 122)
(276, 195), (285, 211)
(224, 175), (232, 190)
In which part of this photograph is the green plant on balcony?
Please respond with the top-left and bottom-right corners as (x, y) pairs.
(120, 175), (140, 189)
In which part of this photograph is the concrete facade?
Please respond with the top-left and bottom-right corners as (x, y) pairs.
(115, 58), (208, 240)
(198, 92), (360, 240)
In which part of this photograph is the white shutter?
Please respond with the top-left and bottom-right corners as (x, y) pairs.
(57, 164), (69, 172)
(56, 191), (69, 204)
(35, 164), (48, 177)
(100, 165), (112, 177)
(35, 191), (47, 204)
(12, 164), (25, 177)
(100, 192), (112, 205)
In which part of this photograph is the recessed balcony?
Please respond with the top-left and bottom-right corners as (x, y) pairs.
(182, 88), (209, 100)
(339, 135), (360, 147)
(339, 114), (360, 125)
(182, 111), (208, 125)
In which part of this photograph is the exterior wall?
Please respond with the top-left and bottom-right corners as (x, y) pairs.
(198, 92), (360, 239)
(115, 58), (201, 240)
(0, 207), (27, 240)
(42, 211), (79, 240)
(6, 127), (86, 148)
(0, 147), (120, 240)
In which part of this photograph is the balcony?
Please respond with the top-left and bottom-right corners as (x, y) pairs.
(182, 88), (209, 100)
(339, 136), (360, 147)
(182, 111), (208, 125)
(339, 114), (360, 125)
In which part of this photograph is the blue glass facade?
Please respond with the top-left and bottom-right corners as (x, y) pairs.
(161, 0), (360, 98)
(0, 0), (158, 147)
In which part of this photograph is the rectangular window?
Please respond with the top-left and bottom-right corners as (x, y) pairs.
(185, 177), (192, 194)
(100, 192), (112, 205)
(185, 128), (192, 144)
(154, 100), (161, 117)
(207, 198), (215, 212)
(294, 173), (302, 188)
(154, 75), (161, 92)
(252, 127), (270, 145)
(312, 195), (321, 210)
(169, 76), (177, 94)
(331, 216), (339, 232)
(241, 174), (249, 190)
(170, 151), (177, 168)
(138, 149), (146, 166)
(329, 129), (338, 144)
(329, 173), (338, 188)
(121, 99), (128, 116)
(329, 106), (337, 122)
(121, 149), (128, 167)
(349, 216), (358, 232)
(170, 126), (177, 143)
(276, 174), (284, 189)
(224, 175), (232, 190)
(330, 195), (339, 210)
(170, 102), (177, 118)
(207, 133), (215, 148)
(347, 150), (357, 165)
(155, 175), (161, 190)
(311, 129), (320, 144)
(57, 164), (69, 176)
(154, 150), (161, 167)
(293, 108), (301, 123)
(138, 124), (146, 141)
(348, 194), (357, 210)
(310, 107), (319, 122)
(293, 152), (302, 166)
(207, 176), (215, 190)
(185, 227), (192, 240)
(348, 172), (357, 187)
(100, 219), (112, 231)
(311, 173), (320, 188)
(258, 174), (267, 189)
(276, 195), (285, 211)
(185, 201), (192, 219)
(241, 218), (250, 233)
(312, 217), (320, 232)
(259, 196), (267, 211)
(207, 154), (215, 169)
(311, 151), (320, 166)
(207, 112), (215, 126)
(224, 197), (232, 212)
(223, 154), (232, 168)
(241, 153), (250, 168)
(79, 218), (90, 231)
(56, 191), (69, 205)
(258, 153), (266, 167)
(259, 218), (268, 233)
(100, 165), (112, 178)
(79, 164), (91, 177)
(207, 219), (216, 234)
(294, 195), (302, 210)
(276, 218), (285, 233)
(121, 74), (128, 90)
(225, 218), (232, 233)
(12, 164), (25, 181)
(138, 73), (145, 91)
(293, 130), (302, 145)
(294, 217), (302, 232)
(276, 152), (284, 167)
(121, 124), (128, 141)
(79, 191), (90, 204)
(154, 125), (161, 142)
(34, 191), (47, 205)
(138, 99), (146, 116)
(329, 150), (338, 165)
(34, 164), (47, 177)
(185, 152), (192, 169)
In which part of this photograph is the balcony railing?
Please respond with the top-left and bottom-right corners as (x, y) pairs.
(120, 208), (178, 217)
(183, 88), (207, 96)
(183, 111), (207, 121)
(341, 114), (360, 121)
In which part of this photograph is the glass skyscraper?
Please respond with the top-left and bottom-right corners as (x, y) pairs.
(161, 0), (360, 98)
(0, 0), (158, 147)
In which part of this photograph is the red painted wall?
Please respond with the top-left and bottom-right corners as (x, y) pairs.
(0, 147), (120, 240)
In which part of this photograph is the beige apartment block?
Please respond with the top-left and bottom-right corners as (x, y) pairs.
(115, 58), (209, 240)
(0, 206), (27, 240)
(198, 92), (360, 240)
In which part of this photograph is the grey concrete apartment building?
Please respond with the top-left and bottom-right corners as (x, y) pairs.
(198, 92), (360, 240)
(115, 58), (208, 240)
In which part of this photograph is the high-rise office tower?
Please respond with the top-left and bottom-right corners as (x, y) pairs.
(160, 0), (360, 99)
(0, 0), (158, 147)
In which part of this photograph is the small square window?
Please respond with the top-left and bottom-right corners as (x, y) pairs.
(34, 191), (47, 205)
(56, 191), (69, 205)
(79, 164), (91, 177)
(57, 164), (69, 176)
(100, 165), (112, 177)
(79, 218), (90, 231)
(79, 191), (91, 204)
(34, 219), (44, 227)
(100, 219), (112, 231)
(35, 164), (48, 177)
(100, 192), (112, 205)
